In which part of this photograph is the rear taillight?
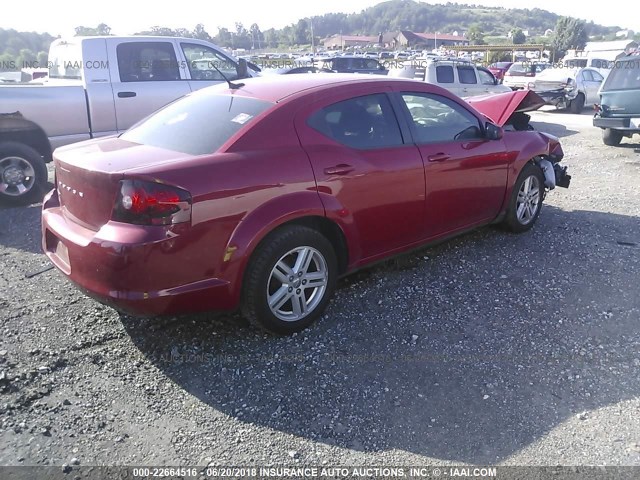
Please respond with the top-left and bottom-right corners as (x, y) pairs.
(112, 180), (191, 226)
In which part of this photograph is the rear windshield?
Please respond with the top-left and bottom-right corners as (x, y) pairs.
(604, 60), (640, 91)
(121, 93), (273, 155)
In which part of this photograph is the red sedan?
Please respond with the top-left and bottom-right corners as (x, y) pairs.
(42, 75), (570, 334)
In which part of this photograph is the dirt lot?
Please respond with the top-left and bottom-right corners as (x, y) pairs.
(1, 109), (639, 470)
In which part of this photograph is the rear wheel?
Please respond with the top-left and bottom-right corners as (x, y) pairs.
(569, 93), (585, 114)
(241, 225), (337, 334)
(0, 142), (48, 206)
(602, 128), (623, 146)
(503, 163), (545, 233)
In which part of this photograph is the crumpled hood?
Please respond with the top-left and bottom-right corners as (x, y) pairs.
(466, 90), (546, 126)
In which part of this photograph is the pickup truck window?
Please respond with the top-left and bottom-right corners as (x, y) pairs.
(182, 43), (239, 81)
(457, 66), (477, 84)
(436, 65), (454, 83)
(117, 42), (180, 82)
(120, 93), (272, 155)
(477, 68), (496, 85)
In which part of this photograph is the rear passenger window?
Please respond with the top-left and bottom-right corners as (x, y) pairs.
(436, 65), (454, 83)
(307, 94), (404, 149)
(117, 42), (180, 82)
(457, 66), (477, 84)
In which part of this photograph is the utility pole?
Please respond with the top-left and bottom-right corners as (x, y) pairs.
(310, 18), (315, 55)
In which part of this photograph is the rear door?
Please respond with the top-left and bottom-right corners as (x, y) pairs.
(295, 87), (427, 261)
(430, 64), (460, 96)
(108, 39), (191, 132)
(456, 65), (484, 97)
(582, 69), (604, 105)
(395, 91), (509, 237)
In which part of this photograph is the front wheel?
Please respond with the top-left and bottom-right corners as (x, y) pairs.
(503, 163), (545, 233)
(241, 225), (337, 334)
(0, 142), (48, 206)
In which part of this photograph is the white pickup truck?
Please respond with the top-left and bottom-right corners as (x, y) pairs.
(0, 36), (254, 205)
(387, 57), (511, 98)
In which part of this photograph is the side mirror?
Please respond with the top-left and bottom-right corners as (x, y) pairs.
(485, 122), (503, 140)
(237, 58), (249, 79)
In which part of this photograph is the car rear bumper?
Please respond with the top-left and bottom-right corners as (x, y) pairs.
(41, 189), (235, 316)
(593, 116), (640, 132)
(537, 90), (568, 106)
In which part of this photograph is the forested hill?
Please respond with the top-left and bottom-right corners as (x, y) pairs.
(306, 0), (618, 38)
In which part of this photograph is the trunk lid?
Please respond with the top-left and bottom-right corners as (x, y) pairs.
(54, 136), (189, 230)
(530, 68), (576, 92)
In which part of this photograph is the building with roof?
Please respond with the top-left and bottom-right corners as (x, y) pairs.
(396, 31), (469, 49)
(322, 34), (379, 49)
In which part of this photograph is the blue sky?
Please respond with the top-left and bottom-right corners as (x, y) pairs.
(2, 0), (637, 37)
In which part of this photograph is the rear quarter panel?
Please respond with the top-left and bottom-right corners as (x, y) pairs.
(124, 103), (323, 307)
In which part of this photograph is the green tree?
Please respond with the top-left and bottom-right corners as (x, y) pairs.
(294, 19), (309, 45)
(511, 28), (526, 44)
(551, 17), (588, 59)
(249, 23), (262, 49)
(37, 51), (48, 67)
(467, 23), (485, 45)
(192, 24), (212, 41)
(74, 23), (111, 36)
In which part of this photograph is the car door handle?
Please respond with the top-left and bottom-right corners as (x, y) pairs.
(427, 153), (450, 162)
(117, 91), (137, 98)
(324, 164), (354, 175)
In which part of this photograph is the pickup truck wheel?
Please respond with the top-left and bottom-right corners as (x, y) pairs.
(602, 128), (623, 146)
(503, 163), (545, 233)
(241, 225), (337, 335)
(0, 142), (48, 206)
(569, 93), (585, 114)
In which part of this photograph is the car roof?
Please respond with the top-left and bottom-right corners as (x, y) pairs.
(205, 74), (418, 103)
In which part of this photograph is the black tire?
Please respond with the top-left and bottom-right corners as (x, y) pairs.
(602, 128), (623, 146)
(0, 141), (48, 206)
(241, 225), (337, 334)
(569, 93), (585, 114)
(503, 162), (545, 233)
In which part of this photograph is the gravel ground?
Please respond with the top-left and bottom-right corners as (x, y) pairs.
(1, 109), (639, 470)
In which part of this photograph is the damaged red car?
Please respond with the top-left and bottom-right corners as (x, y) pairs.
(42, 75), (570, 334)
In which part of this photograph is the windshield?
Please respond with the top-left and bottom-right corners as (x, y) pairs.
(121, 92), (273, 155)
(604, 59), (640, 90)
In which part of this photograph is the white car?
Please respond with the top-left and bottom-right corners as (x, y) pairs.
(388, 58), (511, 98)
(503, 62), (551, 90)
(529, 67), (605, 113)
